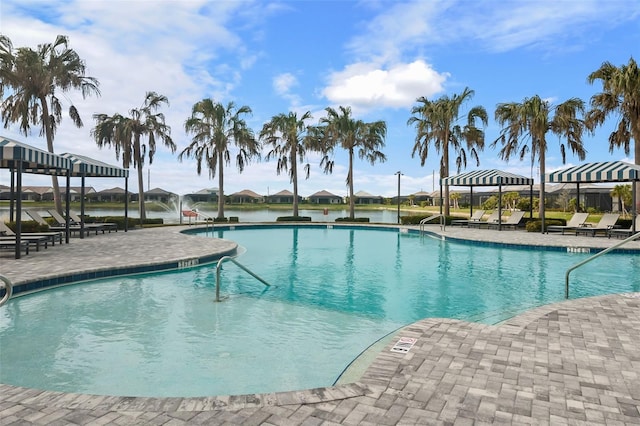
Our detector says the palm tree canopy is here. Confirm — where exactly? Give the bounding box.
[408,87,488,174]
[260,110,313,182]
[0,34,100,137]
[179,99,259,179]
[587,57,640,159]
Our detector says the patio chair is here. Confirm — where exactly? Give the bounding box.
[0,221,62,246]
[488,210,526,230]
[25,209,90,237]
[451,210,485,227]
[468,211,500,228]
[545,212,589,235]
[48,210,105,235]
[575,213,620,237]
[608,214,640,239]
[69,211,118,233]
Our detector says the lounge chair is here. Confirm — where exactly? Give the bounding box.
[0,221,63,246]
[69,211,118,233]
[468,211,500,228]
[608,214,640,239]
[0,238,29,255]
[26,210,90,237]
[48,210,105,235]
[546,212,589,235]
[451,210,486,227]
[488,210,526,230]
[575,213,620,237]
[0,222,49,251]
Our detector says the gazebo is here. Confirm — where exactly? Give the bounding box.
[1,137,71,258]
[441,169,534,230]
[546,161,640,233]
[59,152,130,236]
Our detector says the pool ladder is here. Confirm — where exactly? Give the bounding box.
[215,256,271,302]
[565,231,640,299]
[0,274,13,307]
[419,214,445,234]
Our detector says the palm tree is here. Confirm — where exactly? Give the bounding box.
[610,184,632,215]
[259,111,313,217]
[0,34,100,213]
[179,99,259,219]
[493,95,588,229]
[309,106,387,219]
[92,92,175,221]
[408,87,488,216]
[587,57,640,210]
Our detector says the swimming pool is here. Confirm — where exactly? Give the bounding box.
[1,225,638,397]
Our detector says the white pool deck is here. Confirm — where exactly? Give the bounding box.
[1,223,640,425]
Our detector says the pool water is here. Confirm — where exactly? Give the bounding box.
[1,226,639,397]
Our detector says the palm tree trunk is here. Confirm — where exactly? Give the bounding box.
[291,146,299,217]
[634,125,640,213]
[443,145,450,217]
[40,97,63,214]
[217,154,225,219]
[348,148,355,219]
[134,136,146,221]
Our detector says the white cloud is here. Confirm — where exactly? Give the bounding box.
[322,60,448,110]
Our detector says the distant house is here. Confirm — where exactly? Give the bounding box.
[354,190,383,205]
[144,187,177,203]
[1,185,49,201]
[229,189,264,204]
[91,187,132,203]
[40,186,96,202]
[267,189,301,204]
[308,190,343,204]
[184,188,218,203]
[410,191,432,205]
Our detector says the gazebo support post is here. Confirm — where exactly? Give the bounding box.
[80,174,86,239]
[125,175,129,232]
[469,187,474,217]
[633,181,637,233]
[10,168,15,222]
[529,183,533,219]
[498,182,503,231]
[15,160,22,259]
[65,173,71,244]
[576,183,581,212]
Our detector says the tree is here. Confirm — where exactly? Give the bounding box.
[0,34,100,213]
[260,111,313,217]
[92,92,175,221]
[309,106,387,219]
[610,184,632,215]
[408,87,488,216]
[492,95,588,229]
[587,57,640,211]
[449,192,460,209]
[179,99,259,219]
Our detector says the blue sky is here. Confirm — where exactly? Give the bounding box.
[1,0,639,197]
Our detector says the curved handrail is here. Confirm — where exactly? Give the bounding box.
[565,231,640,299]
[420,214,445,233]
[0,274,13,307]
[215,256,270,302]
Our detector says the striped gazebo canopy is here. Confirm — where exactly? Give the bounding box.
[546,161,640,183]
[442,169,534,186]
[60,152,129,178]
[0,136,71,174]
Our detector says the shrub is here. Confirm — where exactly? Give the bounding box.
[276,216,312,222]
[525,218,565,232]
[335,217,370,223]
[4,220,49,233]
[213,217,228,223]
[229,216,239,223]
[400,215,457,225]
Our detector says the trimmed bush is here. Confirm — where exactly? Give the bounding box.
[525,218,565,232]
[335,217,370,223]
[229,216,239,223]
[4,220,49,233]
[213,217,229,223]
[400,214,457,226]
[276,216,312,222]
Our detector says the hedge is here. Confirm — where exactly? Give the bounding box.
[400,214,457,226]
[525,218,565,232]
[276,216,312,222]
[335,217,370,223]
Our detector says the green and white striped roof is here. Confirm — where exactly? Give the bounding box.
[0,137,71,173]
[60,152,129,178]
[442,169,534,186]
[546,161,640,183]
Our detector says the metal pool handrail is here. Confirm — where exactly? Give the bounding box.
[565,231,640,299]
[420,214,445,234]
[0,274,13,307]
[215,256,271,302]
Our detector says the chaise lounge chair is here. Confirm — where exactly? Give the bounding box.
[451,210,486,227]
[488,210,526,230]
[48,210,106,235]
[545,212,589,235]
[575,213,620,237]
[69,211,118,233]
[0,221,62,247]
[26,210,90,237]
[608,214,640,239]
[468,211,500,229]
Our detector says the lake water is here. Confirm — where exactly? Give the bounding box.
[0,206,402,224]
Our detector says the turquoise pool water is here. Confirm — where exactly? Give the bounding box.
[1,226,639,397]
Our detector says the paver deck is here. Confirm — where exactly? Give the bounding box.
[1,223,639,425]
